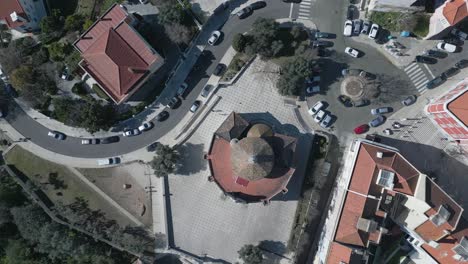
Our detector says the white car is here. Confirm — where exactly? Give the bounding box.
[436,42,457,53]
[177,82,188,97]
[308,101,324,115]
[369,24,379,39]
[138,121,154,132]
[122,128,141,137]
[48,131,66,140]
[97,157,121,166]
[345,47,360,58]
[343,20,353,37]
[320,114,332,128]
[208,30,221,45]
[314,110,326,123]
[306,85,320,94]
[81,138,100,145]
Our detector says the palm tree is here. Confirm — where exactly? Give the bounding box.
[150,144,179,177]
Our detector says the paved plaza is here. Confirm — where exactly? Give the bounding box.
[169,58,311,262]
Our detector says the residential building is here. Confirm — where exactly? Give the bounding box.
[205,112,298,204]
[325,139,467,264]
[0,0,47,32]
[427,0,468,39]
[73,4,164,104]
[426,78,468,146]
[368,0,424,12]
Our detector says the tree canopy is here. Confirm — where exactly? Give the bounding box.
[238,244,263,264]
[150,144,179,177]
[276,56,316,96]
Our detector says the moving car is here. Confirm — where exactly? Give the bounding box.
[122,128,141,137]
[345,47,360,58]
[343,20,353,37]
[236,6,252,19]
[314,110,326,123]
[201,85,212,97]
[436,42,457,53]
[101,136,119,144]
[426,76,445,89]
[368,24,379,39]
[361,20,370,35]
[48,131,66,140]
[371,107,392,115]
[167,96,180,109]
[208,30,221,45]
[249,1,266,10]
[81,138,100,145]
[354,124,370,134]
[97,157,121,166]
[156,111,169,121]
[401,95,417,106]
[190,100,201,113]
[315,31,331,39]
[455,59,468,69]
[415,55,436,64]
[320,114,332,128]
[337,95,353,107]
[138,121,154,132]
[308,101,324,115]
[369,115,385,127]
[213,63,226,76]
[353,19,362,35]
[177,82,189,97]
[441,67,460,79]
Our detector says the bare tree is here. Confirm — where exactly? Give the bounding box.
[164,23,192,44]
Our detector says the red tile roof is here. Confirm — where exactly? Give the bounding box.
[443,0,468,26]
[0,0,27,29]
[447,90,468,127]
[327,242,353,264]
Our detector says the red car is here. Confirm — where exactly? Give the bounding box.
[354,124,369,134]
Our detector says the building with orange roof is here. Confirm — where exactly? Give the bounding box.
[73,4,164,104]
[426,78,468,146]
[428,0,468,39]
[0,0,47,32]
[324,139,467,264]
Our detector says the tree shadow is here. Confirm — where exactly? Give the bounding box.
[259,240,288,263]
[176,142,207,176]
[315,57,349,95]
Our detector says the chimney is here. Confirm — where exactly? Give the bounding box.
[376,151,383,158]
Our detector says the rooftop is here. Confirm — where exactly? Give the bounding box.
[447,90,468,127]
[443,0,468,25]
[0,0,27,29]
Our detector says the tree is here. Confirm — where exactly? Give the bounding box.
[32,47,50,65]
[78,100,115,133]
[164,23,192,44]
[232,33,248,52]
[276,56,316,96]
[83,19,94,31]
[238,244,263,264]
[48,42,72,61]
[10,66,34,91]
[40,9,63,34]
[249,18,280,58]
[64,50,81,75]
[150,144,179,177]
[158,2,185,25]
[64,14,84,32]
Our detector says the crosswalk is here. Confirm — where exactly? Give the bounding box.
[403,62,431,94]
[297,0,312,20]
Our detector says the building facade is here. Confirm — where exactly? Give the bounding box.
[426,79,468,146]
[368,0,424,12]
[0,0,47,32]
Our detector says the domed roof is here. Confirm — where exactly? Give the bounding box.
[247,123,274,138]
[230,137,275,181]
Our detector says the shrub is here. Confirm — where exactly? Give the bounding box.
[92,84,110,100]
[232,33,247,52]
[72,82,87,95]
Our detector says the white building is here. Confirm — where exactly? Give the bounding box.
[368,0,425,12]
[0,0,47,33]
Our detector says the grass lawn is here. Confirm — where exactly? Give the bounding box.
[4,146,134,227]
[221,52,254,82]
[92,84,111,100]
[47,0,79,16]
[414,15,430,38]
[76,0,96,18]
[99,0,123,15]
[369,12,401,32]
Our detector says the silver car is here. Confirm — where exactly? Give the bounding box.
[369,115,385,127]
[371,107,392,115]
[81,138,100,145]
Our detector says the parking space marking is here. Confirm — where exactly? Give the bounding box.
[423,63,436,79]
[289,3,293,18]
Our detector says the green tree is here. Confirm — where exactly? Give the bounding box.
[78,100,115,133]
[48,42,72,61]
[232,33,248,52]
[158,2,185,25]
[82,19,94,31]
[238,244,263,264]
[150,144,179,177]
[276,56,315,96]
[249,18,280,58]
[10,66,34,91]
[64,14,84,32]
[32,47,49,65]
[40,9,63,34]
[64,50,82,75]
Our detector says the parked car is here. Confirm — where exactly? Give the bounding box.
[122,128,141,137]
[156,111,169,121]
[426,76,445,89]
[177,82,189,97]
[361,20,371,35]
[424,49,445,58]
[61,67,70,80]
[341,68,361,76]
[282,0,301,2]
[249,1,266,10]
[101,136,119,144]
[359,71,375,80]
[369,115,385,127]
[345,47,360,58]
[353,99,369,107]
[190,100,201,113]
[315,31,331,39]
[353,19,362,35]
[308,101,325,115]
[47,131,66,140]
[337,95,353,107]
[208,30,221,45]
[306,76,320,83]
[451,28,468,40]
[368,24,379,39]
[306,85,320,94]
[442,67,460,79]
[354,124,369,134]
[444,37,463,46]
[401,95,417,106]
[371,107,392,115]
[138,121,154,132]
[81,138,100,145]
[167,96,180,109]
[437,42,457,53]
[415,55,436,64]
[236,6,252,19]
[343,20,353,37]
[97,157,121,166]
[213,63,226,76]
[347,5,356,20]
[201,85,212,97]
[455,59,468,69]
[320,114,332,128]
[146,142,160,152]
[314,110,326,123]
[312,40,332,48]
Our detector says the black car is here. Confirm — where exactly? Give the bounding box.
[101,136,119,144]
[444,37,463,46]
[353,99,369,107]
[347,5,356,20]
[167,96,180,109]
[424,49,445,59]
[146,142,160,152]
[442,67,460,79]
[455,59,468,69]
[156,110,169,121]
[282,0,301,2]
[426,76,445,89]
[249,1,266,10]
[337,95,353,107]
[415,55,436,64]
[213,63,226,76]
[236,6,252,19]
[312,40,332,48]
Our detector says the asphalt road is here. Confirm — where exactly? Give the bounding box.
[5,1,292,158]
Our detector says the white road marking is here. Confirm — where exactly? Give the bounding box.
[423,63,436,78]
[404,63,418,72]
[289,3,293,18]
[408,69,424,79]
